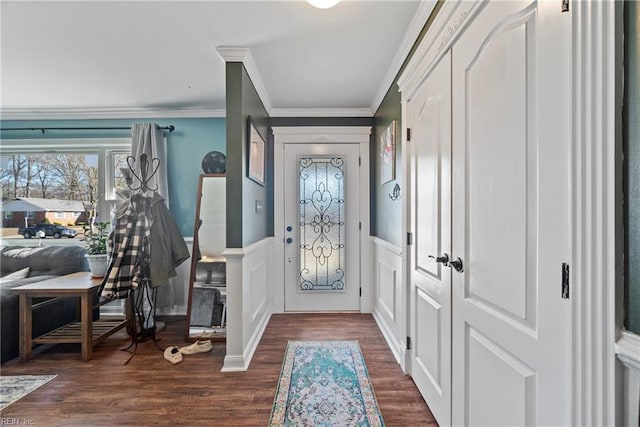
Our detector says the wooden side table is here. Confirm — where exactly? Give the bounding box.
[11,272,128,361]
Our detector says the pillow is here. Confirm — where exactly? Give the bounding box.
[0,266,30,283]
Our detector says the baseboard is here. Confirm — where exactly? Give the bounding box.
[221,310,272,372]
[373,309,405,368]
[221,355,247,372]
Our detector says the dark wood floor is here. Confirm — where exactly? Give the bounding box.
[0,313,437,426]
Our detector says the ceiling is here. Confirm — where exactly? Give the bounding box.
[0,1,433,118]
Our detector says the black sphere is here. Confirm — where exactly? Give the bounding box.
[202,151,226,174]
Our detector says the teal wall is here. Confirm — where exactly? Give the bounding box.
[372,85,403,247]
[225,63,271,248]
[625,1,640,334]
[0,117,225,237]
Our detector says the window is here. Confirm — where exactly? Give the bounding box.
[4,211,12,219]
[0,138,130,229]
[55,212,64,219]
[26,211,34,219]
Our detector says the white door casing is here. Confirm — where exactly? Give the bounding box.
[451,1,571,426]
[283,143,361,311]
[407,50,452,426]
[272,127,371,314]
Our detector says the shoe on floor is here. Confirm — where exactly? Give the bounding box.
[179,340,212,355]
[164,346,183,364]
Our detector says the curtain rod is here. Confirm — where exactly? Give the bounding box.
[0,125,175,134]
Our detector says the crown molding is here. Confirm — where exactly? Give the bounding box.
[0,107,226,121]
[370,0,438,114]
[216,45,274,115]
[270,107,372,117]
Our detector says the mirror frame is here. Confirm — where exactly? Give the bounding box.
[185,173,225,341]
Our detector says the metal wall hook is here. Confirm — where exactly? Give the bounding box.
[388,183,401,201]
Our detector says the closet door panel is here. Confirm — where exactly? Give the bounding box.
[466,15,536,324]
[451,1,570,425]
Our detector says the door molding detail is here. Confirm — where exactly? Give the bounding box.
[272,126,372,313]
[571,2,620,425]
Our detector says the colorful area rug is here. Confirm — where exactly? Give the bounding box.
[0,375,57,410]
[270,341,384,426]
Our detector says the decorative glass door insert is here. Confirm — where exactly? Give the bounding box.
[298,156,345,292]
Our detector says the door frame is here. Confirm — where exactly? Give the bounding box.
[272,126,372,314]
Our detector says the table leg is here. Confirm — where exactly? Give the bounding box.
[80,292,93,361]
[18,294,32,361]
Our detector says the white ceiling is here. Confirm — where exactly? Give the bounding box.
[0,0,432,118]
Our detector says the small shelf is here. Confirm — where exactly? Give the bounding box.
[33,319,128,346]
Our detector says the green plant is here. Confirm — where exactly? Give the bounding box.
[83,222,110,255]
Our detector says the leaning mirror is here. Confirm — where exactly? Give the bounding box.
[185,173,226,341]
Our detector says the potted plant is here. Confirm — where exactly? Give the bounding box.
[83,222,110,278]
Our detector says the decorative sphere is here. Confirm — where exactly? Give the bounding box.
[201,151,226,174]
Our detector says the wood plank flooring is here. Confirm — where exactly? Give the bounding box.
[0,313,438,426]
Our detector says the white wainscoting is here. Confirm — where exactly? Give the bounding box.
[616,331,640,426]
[371,236,406,369]
[222,237,274,372]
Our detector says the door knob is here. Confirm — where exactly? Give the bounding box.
[286,237,293,244]
[428,253,449,265]
[449,257,464,272]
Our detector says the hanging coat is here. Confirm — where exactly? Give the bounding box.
[100,193,188,299]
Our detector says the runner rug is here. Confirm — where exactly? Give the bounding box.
[269,340,384,426]
[0,375,57,410]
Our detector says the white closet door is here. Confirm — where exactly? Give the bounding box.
[451,1,571,425]
[407,50,452,426]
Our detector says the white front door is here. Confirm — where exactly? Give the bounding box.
[451,1,570,425]
[283,143,361,312]
[407,51,452,426]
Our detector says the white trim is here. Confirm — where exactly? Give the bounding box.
[616,332,640,427]
[616,331,640,372]
[373,310,406,367]
[272,126,372,144]
[0,108,225,120]
[571,1,618,425]
[359,142,372,313]
[371,236,402,256]
[270,108,372,117]
[221,237,274,372]
[371,0,438,113]
[397,0,487,101]
[0,138,130,152]
[272,126,371,314]
[371,235,406,370]
[216,46,273,115]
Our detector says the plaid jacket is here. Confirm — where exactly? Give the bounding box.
[101,195,152,300]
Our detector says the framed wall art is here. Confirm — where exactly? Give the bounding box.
[380,120,396,185]
[247,116,266,186]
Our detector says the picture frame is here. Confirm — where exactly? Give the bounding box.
[380,120,396,184]
[247,116,266,186]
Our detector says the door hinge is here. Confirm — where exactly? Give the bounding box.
[407,231,413,246]
[407,128,411,141]
[359,156,361,166]
[561,0,569,12]
[406,336,411,350]
[359,221,362,230]
[561,263,570,299]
